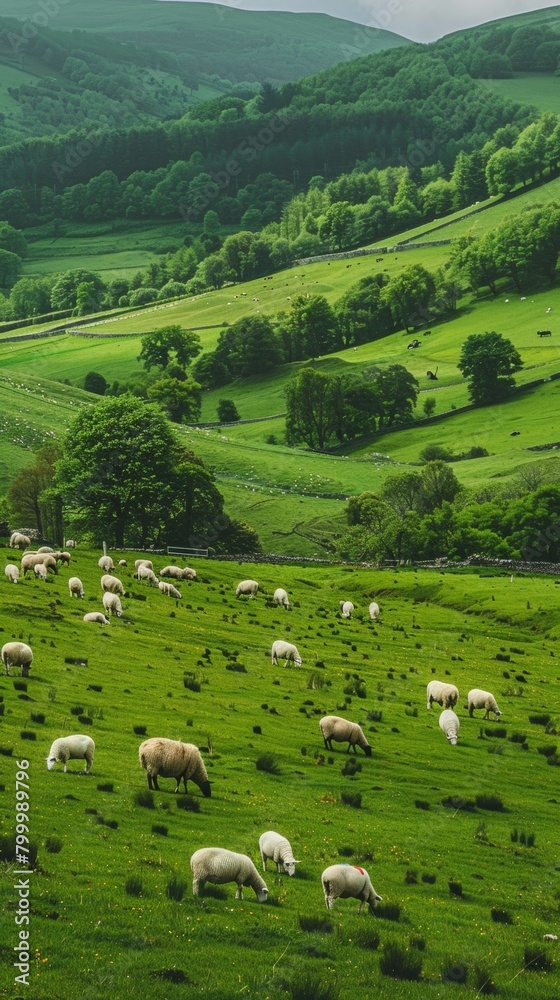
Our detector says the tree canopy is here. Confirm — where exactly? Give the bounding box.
[458,332,523,405]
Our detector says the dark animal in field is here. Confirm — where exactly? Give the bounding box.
[423,330,432,336]
[426,367,438,380]
[510,430,521,436]
[408,339,420,349]
[537,330,552,337]
[376,257,384,262]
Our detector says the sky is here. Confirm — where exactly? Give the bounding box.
[164,0,560,42]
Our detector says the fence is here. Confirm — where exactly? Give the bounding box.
[167,546,209,558]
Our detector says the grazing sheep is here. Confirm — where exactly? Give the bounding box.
[158,581,182,599]
[98,555,114,572]
[190,848,268,902]
[118,559,127,567]
[65,539,77,548]
[100,574,125,595]
[271,639,302,667]
[68,576,84,599]
[322,864,382,914]
[2,641,33,677]
[37,546,53,553]
[236,579,259,598]
[34,562,47,581]
[340,600,354,618]
[41,554,57,574]
[427,680,459,710]
[46,734,95,772]
[368,601,380,620]
[21,553,45,576]
[54,551,71,566]
[259,831,300,875]
[83,612,110,625]
[139,738,210,795]
[4,564,19,584]
[102,592,122,618]
[9,532,31,550]
[439,709,460,745]
[134,558,153,573]
[160,565,197,581]
[182,566,197,580]
[273,588,290,609]
[467,689,501,720]
[137,565,158,586]
[320,716,371,756]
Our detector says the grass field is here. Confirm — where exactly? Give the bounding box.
[478,72,560,114]
[1,551,559,999]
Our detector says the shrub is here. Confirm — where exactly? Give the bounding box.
[379,941,422,980]
[152,824,168,836]
[352,927,380,950]
[183,675,201,692]
[298,915,333,934]
[375,902,401,921]
[475,793,505,811]
[420,444,454,463]
[176,796,200,813]
[125,876,143,897]
[134,790,155,809]
[44,836,63,854]
[524,945,552,971]
[166,877,187,902]
[341,791,362,809]
[491,907,512,924]
[256,753,280,774]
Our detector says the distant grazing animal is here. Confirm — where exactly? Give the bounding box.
[37,546,53,553]
[510,430,521,436]
[68,577,84,599]
[83,612,110,625]
[271,639,302,667]
[100,574,125,595]
[5,564,19,584]
[408,339,420,349]
[137,565,158,586]
[158,581,182,599]
[139,738,210,795]
[467,688,501,720]
[190,848,268,902]
[537,330,552,337]
[259,831,300,875]
[34,563,47,581]
[236,579,259,598]
[102,592,122,617]
[118,559,127,567]
[340,600,354,618]
[320,716,371,756]
[134,559,153,574]
[439,709,460,745]
[427,680,459,710]
[98,555,114,572]
[160,565,196,581]
[322,864,382,914]
[426,367,438,380]
[47,734,95,772]
[2,641,33,677]
[9,532,31,550]
[273,587,290,609]
[65,540,77,548]
[368,601,380,620]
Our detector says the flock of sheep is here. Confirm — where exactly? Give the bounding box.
[3,532,501,913]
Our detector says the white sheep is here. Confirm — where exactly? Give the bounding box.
[83,612,110,625]
[100,574,125,595]
[158,581,182,599]
[9,531,31,549]
[137,565,158,586]
[134,558,153,573]
[139,738,210,795]
[118,559,127,567]
[65,539,77,548]
[34,562,47,581]
[4,564,19,584]
[54,551,71,566]
[427,680,459,710]
[98,555,114,572]
[467,689,501,720]
[259,831,300,875]
[160,565,197,581]
[21,553,45,576]
[2,641,33,677]
[320,715,371,756]
[68,576,84,599]
[273,587,290,609]
[46,734,95,772]
[41,554,58,574]
[37,546,54,553]
[369,601,380,620]
[102,592,122,617]
[182,566,197,580]
[340,600,354,618]
[236,579,259,598]
[322,864,382,914]
[190,848,268,902]
[439,709,460,745]
[271,639,302,667]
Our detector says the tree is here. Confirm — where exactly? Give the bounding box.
[423,397,436,417]
[383,264,435,332]
[217,315,281,378]
[458,332,523,405]
[366,364,419,427]
[75,280,102,316]
[0,249,21,292]
[138,325,202,370]
[335,274,391,347]
[8,444,61,541]
[279,294,339,361]
[217,399,240,422]
[0,222,27,257]
[9,277,52,319]
[147,369,202,423]
[50,269,105,311]
[83,371,107,395]
[285,368,339,449]
[420,461,461,512]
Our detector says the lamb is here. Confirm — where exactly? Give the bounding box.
[322,864,382,914]
[65,539,77,548]
[320,715,372,756]
[98,555,114,572]
[369,601,380,620]
[273,588,290,609]
[5,564,19,584]
[236,579,259,598]
[2,641,33,677]
[259,831,300,875]
[138,738,210,796]
[34,562,48,581]
[340,600,354,618]
[9,531,31,549]
[118,559,127,567]
[182,567,197,580]
[21,553,46,576]
[102,592,122,617]
[134,558,153,573]
[54,551,71,566]
[100,574,125,595]
[271,639,302,667]
[190,848,268,902]
[46,734,95,772]
[427,680,459,710]
[158,581,182,599]
[467,688,501,720]
[83,612,110,625]
[137,565,158,586]
[439,709,460,745]
[68,576,84,599]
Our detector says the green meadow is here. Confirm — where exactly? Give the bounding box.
[478,72,560,114]
[1,550,559,999]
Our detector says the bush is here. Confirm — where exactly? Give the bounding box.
[256,753,280,774]
[420,444,454,463]
[183,675,201,692]
[475,793,505,811]
[491,907,512,924]
[217,399,240,422]
[285,970,337,1000]
[379,941,422,980]
[134,790,155,809]
[44,836,63,854]
[166,877,187,902]
[125,876,143,897]
[298,915,333,934]
[341,791,362,809]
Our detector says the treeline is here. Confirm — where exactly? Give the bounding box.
[432,16,560,78]
[339,465,560,564]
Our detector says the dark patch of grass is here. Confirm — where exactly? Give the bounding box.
[375,902,401,921]
[176,795,200,812]
[448,880,463,897]
[538,744,557,757]
[125,876,143,897]
[30,712,45,724]
[495,653,510,662]
[150,969,192,985]
[475,793,505,811]
[414,800,430,810]
[509,732,526,743]
[298,915,333,934]
[442,796,476,812]
[78,714,93,726]
[367,710,382,722]
[133,725,147,736]
[473,966,497,994]
[484,727,507,738]
[421,873,436,884]
[183,674,201,692]
[524,945,552,971]
[442,960,468,984]
[97,782,114,792]
[491,907,512,924]
[151,824,168,836]
[256,753,280,774]
[337,845,354,857]
[341,758,362,776]
[13,681,27,691]
[529,713,551,726]
[166,877,187,902]
[44,836,63,854]
[252,725,262,735]
[105,820,118,830]
[226,662,247,672]
[70,706,83,716]
[0,835,38,865]
[352,927,380,950]
[341,791,362,808]
[65,657,88,666]
[404,870,418,885]
[134,790,155,809]
[87,684,102,692]
[379,941,422,980]
[20,730,36,740]
[0,747,14,756]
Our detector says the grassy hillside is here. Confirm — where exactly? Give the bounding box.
[478,72,560,114]
[1,551,560,999]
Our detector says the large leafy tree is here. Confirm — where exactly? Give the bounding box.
[147,368,202,423]
[382,263,435,332]
[366,364,419,427]
[285,368,339,449]
[279,294,340,362]
[138,325,202,370]
[458,332,523,405]
[216,315,281,378]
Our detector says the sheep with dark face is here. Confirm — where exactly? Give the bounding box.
[427,680,459,710]
[2,642,33,677]
[320,716,371,756]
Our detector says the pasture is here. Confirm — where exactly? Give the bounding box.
[478,73,560,114]
[0,549,559,999]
